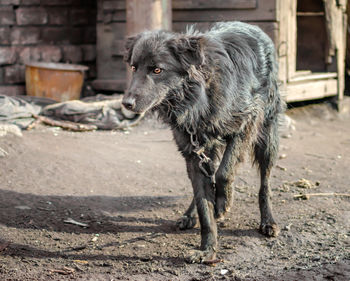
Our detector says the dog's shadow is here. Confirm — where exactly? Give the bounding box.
[0,189,262,262]
[0,189,181,235]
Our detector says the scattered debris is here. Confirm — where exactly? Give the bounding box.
[276,165,287,171]
[15,205,31,210]
[288,178,320,189]
[30,115,97,132]
[48,267,75,275]
[0,241,10,252]
[283,224,292,231]
[203,259,223,266]
[221,269,229,275]
[294,193,350,200]
[73,260,89,265]
[71,245,87,251]
[0,124,23,137]
[305,153,327,159]
[279,153,287,159]
[63,218,89,227]
[73,263,85,272]
[0,147,8,158]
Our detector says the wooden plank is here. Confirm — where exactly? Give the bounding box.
[285,79,337,102]
[111,39,125,56]
[100,0,258,12]
[172,22,212,33]
[172,0,257,10]
[103,0,125,11]
[173,21,277,42]
[111,10,126,22]
[126,0,172,34]
[337,12,347,101]
[286,0,296,81]
[275,0,288,85]
[297,12,324,16]
[323,0,347,102]
[289,72,337,82]
[96,23,126,81]
[173,0,276,22]
[92,79,126,92]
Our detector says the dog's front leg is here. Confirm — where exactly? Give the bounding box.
[185,157,218,264]
[215,135,244,219]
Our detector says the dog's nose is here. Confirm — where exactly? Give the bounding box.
[122,97,136,111]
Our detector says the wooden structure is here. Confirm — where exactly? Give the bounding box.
[94,0,348,104]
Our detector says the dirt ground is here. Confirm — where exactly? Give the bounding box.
[0,100,349,281]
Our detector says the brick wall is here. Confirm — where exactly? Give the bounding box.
[0,0,96,96]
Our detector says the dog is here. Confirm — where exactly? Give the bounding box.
[122,22,285,263]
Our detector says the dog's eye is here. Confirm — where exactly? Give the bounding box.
[153,67,162,74]
[131,65,136,72]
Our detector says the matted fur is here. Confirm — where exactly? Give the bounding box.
[123,22,285,263]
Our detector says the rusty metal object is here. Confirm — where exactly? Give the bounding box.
[25,62,89,102]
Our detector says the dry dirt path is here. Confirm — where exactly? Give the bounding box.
[0,103,349,280]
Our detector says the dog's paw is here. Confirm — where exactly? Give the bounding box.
[185,248,218,264]
[260,222,280,237]
[214,196,230,221]
[176,215,197,230]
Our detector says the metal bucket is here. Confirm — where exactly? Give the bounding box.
[25,62,89,102]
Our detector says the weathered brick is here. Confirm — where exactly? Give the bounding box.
[62,46,82,63]
[41,0,72,6]
[0,0,20,5]
[16,8,48,25]
[18,47,40,64]
[69,27,84,44]
[84,27,96,44]
[0,85,25,96]
[20,0,40,5]
[48,8,69,25]
[81,44,96,61]
[85,62,96,79]
[0,7,15,25]
[0,47,17,65]
[41,27,70,44]
[4,64,25,84]
[0,67,4,84]
[40,46,62,62]
[71,9,89,26]
[11,27,40,45]
[0,28,11,45]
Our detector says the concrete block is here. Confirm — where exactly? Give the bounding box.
[0,47,17,65]
[11,27,40,45]
[16,8,48,25]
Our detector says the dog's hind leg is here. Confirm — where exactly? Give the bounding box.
[254,121,280,237]
[176,198,197,230]
[185,157,218,263]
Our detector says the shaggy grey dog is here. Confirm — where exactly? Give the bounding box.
[122,22,285,263]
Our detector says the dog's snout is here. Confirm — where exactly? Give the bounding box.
[122,97,136,111]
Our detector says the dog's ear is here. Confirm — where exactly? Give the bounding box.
[168,36,205,68]
[124,34,141,64]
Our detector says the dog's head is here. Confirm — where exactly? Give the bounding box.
[122,30,205,114]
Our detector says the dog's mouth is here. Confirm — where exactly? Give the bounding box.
[122,98,165,115]
[121,105,144,115]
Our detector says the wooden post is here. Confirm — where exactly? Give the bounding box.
[125,0,172,88]
[324,0,347,109]
[126,0,172,35]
